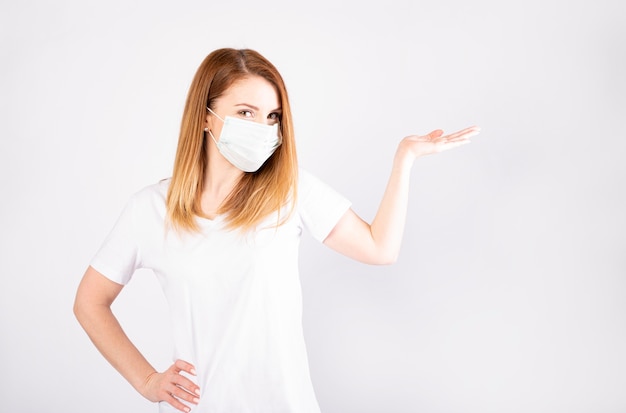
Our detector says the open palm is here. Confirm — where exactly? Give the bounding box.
[400,126,481,159]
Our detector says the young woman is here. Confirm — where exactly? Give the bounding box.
[74,48,480,413]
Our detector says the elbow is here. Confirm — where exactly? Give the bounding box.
[379,255,399,266]
[387,253,399,265]
[73,267,120,330]
[73,295,86,325]
[370,250,399,266]
[73,293,95,328]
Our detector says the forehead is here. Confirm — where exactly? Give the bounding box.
[218,75,280,109]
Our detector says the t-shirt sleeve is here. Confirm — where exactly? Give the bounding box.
[90,196,142,285]
[298,169,352,242]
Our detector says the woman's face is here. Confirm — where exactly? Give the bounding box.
[205,75,281,140]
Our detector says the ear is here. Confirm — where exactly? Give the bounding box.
[204,111,213,131]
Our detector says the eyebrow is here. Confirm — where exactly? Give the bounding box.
[235,103,282,112]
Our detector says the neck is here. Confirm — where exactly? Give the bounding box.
[200,144,244,217]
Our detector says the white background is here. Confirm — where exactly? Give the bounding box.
[1,0,625,412]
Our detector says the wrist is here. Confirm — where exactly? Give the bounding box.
[393,145,416,171]
[137,369,159,400]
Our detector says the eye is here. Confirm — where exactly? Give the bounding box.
[239,110,254,118]
[268,112,281,123]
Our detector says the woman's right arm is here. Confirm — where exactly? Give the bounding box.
[73,266,200,412]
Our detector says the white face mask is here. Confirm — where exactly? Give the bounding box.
[207,107,282,172]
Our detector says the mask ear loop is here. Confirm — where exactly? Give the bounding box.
[206,107,225,122]
[206,106,223,145]
[275,124,283,146]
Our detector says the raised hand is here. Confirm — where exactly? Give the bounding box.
[142,359,201,412]
[397,126,481,162]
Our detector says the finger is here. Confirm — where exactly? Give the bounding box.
[428,129,444,140]
[410,132,443,142]
[164,392,193,413]
[170,384,201,406]
[174,359,197,376]
[445,135,472,144]
[444,126,481,141]
[440,140,471,150]
[171,373,201,397]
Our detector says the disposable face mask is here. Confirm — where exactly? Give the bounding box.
[207,107,282,172]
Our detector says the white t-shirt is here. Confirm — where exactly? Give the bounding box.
[90,169,351,413]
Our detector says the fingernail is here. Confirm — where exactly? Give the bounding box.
[195,388,201,396]
[190,368,197,375]
[184,408,190,412]
[193,397,200,404]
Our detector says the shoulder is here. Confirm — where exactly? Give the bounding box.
[129,178,170,205]
[297,167,328,193]
[294,168,351,241]
[122,178,170,220]
[296,167,350,210]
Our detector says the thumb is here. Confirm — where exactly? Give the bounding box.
[428,129,444,139]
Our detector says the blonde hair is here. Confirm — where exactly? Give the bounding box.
[166,48,298,232]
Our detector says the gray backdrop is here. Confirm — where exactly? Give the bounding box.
[1,0,625,412]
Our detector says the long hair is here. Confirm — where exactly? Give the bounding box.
[166,48,298,232]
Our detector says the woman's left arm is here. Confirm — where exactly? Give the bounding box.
[323,126,480,265]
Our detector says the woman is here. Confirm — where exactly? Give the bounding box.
[74,48,480,412]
